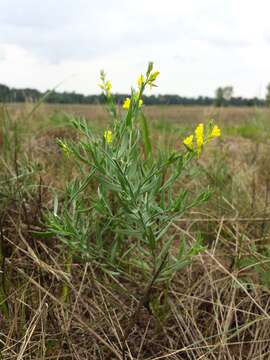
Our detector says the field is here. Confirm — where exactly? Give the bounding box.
[1,102,270,359]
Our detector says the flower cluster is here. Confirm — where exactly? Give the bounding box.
[183,123,221,157]
[104,130,113,144]
[122,63,160,110]
[99,70,112,97]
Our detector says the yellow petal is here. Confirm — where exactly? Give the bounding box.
[149,71,160,82]
[104,130,113,144]
[106,80,112,95]
[137,74,145,89]
[195,123,204,157]
[123,98,130,109]
[209,125,221,139]
[183,134,194,150]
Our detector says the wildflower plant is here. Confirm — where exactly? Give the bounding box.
[46,62,221,287]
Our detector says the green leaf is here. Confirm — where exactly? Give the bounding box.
[140,112,153,161]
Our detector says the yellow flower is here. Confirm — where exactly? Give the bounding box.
[139,99,143,107]
[148,70,160,90]
[149,71,160,82]
[58,140,71,156]
[106,80,112,96]
[137,74,145,89]
[183,134,194,151]
[208,125,221,140]
[104,130,113,144]
[123,97,131,109]
[99,80,112,96]
[195,123,204,156]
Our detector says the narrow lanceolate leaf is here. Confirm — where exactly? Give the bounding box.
[140,112,153,162]
[53,195,59,216]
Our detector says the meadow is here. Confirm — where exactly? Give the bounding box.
[1,96,270,359]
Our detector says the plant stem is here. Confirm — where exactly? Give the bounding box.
[121,252,168,359]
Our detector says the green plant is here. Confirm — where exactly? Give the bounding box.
[45,63,221,287]
[0,106,42,320]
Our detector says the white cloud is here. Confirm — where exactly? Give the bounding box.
[0,0,270,97]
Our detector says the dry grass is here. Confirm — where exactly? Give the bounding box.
[1,104,270,359]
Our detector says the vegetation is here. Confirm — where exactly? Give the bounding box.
[46,65,221,322]
[1,65,270,359]
[214,86,234,107]
[0,82,266,107]
[266,83,270,107]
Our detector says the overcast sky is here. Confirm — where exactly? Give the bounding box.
[0,0,270,97]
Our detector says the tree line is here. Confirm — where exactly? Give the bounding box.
[0,83,269,107]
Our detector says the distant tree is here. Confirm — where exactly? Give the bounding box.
[266,83,270,107]
[0,82,266,106]
[214,86,233,107]
[0,84,11,102]
[215,87,223,107]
